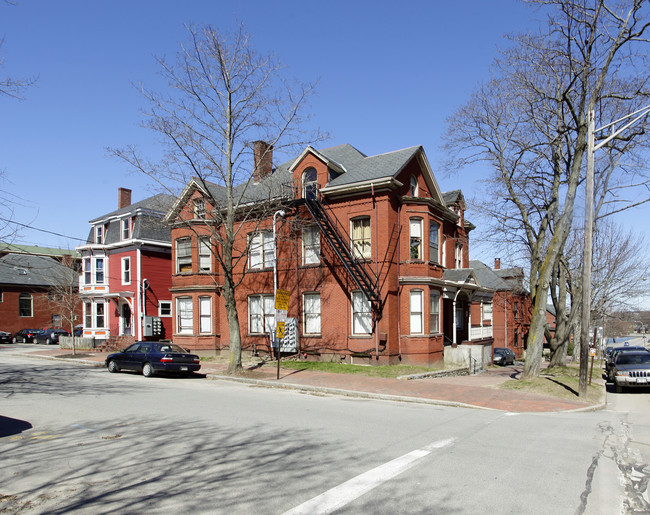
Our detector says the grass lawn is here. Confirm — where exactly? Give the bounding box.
[279,360,443,379]
[500,364,606,403]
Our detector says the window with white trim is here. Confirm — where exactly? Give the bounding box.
[249,294,274,334]
[177,297,193,334]
[409,218,423,260]
[429,221,439,264]
[303,292,321,335]
[351,217,371,260]
[455,243,463,269]
[159,301,172,317]
[84,257,91,284]
[95,258,104,284]
[302,226,320,265]
[122,218,131,240]
[18,292,32,317]
[430,290,440,334]
[410,290,424,334]
[194,198,206,219]
[302,168,318,200]
[176,238,192,273]
[84,302,92,328]
[121,257,131,284]
[95,225,104,244]
[96,302,105,328]
[483,302,493,323]
[351,291,372,335]
[249,231,274,270]
[199,296,212,333]
[442,236,447,267]
[199,237,211,272]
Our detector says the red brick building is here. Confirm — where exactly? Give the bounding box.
[76,188,175,345]
[165,143,497,366]
[470,259,532,359]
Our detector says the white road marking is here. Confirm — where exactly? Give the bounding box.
[283,438,456,515]
[71,424,96,432]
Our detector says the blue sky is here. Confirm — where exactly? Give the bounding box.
[1,0,648,299]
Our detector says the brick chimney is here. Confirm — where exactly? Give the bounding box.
[494,258,501,270]
[118,187,132,209]
[253,141,273,183]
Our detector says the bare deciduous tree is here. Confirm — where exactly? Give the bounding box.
[111,24,322,374]
[444,0,650,380]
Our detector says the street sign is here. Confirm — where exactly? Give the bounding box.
[275,321,285,339]
[589,348,596,357]
[275,289,290,311]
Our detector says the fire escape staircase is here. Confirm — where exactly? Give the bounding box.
[303,198,383,318]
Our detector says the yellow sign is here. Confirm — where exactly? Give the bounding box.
[275,289,290,311]
[276,321,285,339]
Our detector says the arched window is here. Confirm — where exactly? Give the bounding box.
[302,168,318,200]
[19,292,32,317]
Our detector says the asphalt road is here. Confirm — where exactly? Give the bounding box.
[1,352,649,514]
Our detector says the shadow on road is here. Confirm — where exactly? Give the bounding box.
[0,415,32,437]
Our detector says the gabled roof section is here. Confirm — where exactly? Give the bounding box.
[0,253,77,287]
[163,178,226,223]
[468,260,511,290]
[443,268,479,285]
[443,190,466,209]
[288,145,349,175]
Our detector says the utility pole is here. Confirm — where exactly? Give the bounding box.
[579,104,650,398]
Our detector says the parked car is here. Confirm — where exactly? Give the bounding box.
[12,329,44,343]
[493,347,516,366]
[0,331,12,344]
[33,328,70,345]
[105,341,201,377]
[611,351,650,393]
[605,345,648,381]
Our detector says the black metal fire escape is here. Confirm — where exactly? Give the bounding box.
[303,198,383,318]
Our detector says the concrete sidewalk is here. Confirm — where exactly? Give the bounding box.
[4,346,606,413]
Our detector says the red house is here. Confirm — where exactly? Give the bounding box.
[165,143,497,366]
[76,188,175,346]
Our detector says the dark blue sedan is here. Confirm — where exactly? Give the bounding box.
[105,341,201,377]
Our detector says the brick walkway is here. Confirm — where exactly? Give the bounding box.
[5,346,605,413]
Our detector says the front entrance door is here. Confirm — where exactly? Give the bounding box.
[121,302,132,336]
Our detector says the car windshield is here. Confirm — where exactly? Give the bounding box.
[617,353,650,365]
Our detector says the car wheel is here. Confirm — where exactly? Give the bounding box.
[12,337,17,343]
[615,383,623,393]
[46,338,52,345]
[107,360,119,373]
[22,337,27,343]
[142,362,154,377]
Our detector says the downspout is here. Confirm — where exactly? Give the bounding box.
[141,278,149,340]
[504,294,508,348]
[397,201,402,359]
[136,246,142,340]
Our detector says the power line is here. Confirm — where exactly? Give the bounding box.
[0,217,87,242]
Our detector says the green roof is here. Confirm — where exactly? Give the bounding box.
[0,243,80,258]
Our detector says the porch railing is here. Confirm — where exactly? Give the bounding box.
[470,325,493,340]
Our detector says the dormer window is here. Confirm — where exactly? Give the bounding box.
[194,198,206,219]
[410,176,419,197]
[302,168,318,200]
[122,218,131,240]
[95,226,104,244]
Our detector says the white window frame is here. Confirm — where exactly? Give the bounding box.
[429,221,439,264]
[177,297,193,334]
[84,302,92,328]
[455,243,463,269]
[176,238,192,273]
[442,236,447,267]
[84,257,91,284]
[249,231,274,270]
[96,301,106,328]
[410,290,424,334]
[249,294,275,334]
[122,218,131,240]
[484,302,493,323]
[351,291,372,335]
[95,258,105,284]
[199,296,212,334]
[303,292,321,335]
[194,198,206,219]
[302,225,320,265]
[159,301,172,317]
[199,237,212,272]
[409,218,423,260]
[121,257,131,285]
[95,225,104,244]
[430,290,440,334]
[351,217,371,260]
